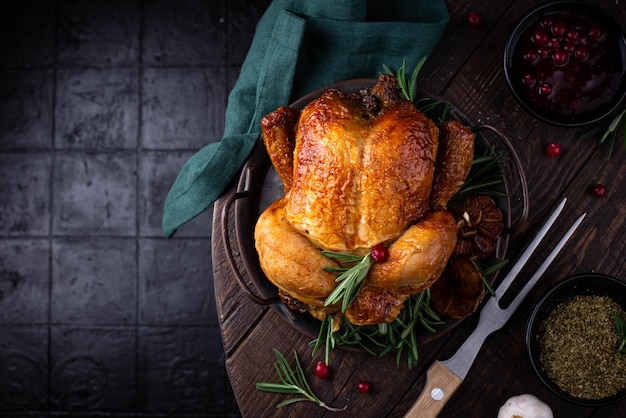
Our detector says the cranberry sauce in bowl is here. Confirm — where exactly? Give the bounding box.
[504,1,626,126]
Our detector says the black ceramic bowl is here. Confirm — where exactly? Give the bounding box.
[504,1,626,126]
[526,273,626,406]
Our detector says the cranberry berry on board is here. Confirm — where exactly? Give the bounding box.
[467,11,482,29]
[315,361,330,379]
[591,183,606,197]
[545,142,561,157]
[357,380,371,394]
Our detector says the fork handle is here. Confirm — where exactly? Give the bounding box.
[404,361,463,418]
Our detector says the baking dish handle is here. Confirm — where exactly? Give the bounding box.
[220,166,281,306]
[474,123,530,241]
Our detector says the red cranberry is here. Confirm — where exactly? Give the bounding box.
[589,26,604,39]
[552,49,569,66]
[592,183,606,197]
[578,35,589,46]
[357,380,371,394]
[574,46,589,60]
[538,82,553,96]
[546,37,560,50]
[467,11,482,29]
[545,142,561,157]
[315,361,330,379]
[537,46,551,57]
[371,243,389,263]
[563,41,576,53]
[541,16,555,28]
[532,28,549,45]
[551,21,568,38]
[524,49,538,62]
[522,74,535,87]
[566,29,579,42]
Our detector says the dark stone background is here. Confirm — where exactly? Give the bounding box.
[0,1,271,416]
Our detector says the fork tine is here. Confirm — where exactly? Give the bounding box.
[494,197,567,300]
[503,212,586,314]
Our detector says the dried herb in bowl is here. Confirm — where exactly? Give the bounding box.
[538,294,626,400]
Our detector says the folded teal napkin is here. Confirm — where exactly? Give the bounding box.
[162,0,449,237]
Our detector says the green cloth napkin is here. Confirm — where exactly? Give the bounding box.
[162,0,449,237]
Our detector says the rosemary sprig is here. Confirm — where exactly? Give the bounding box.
[383,57,451,121]
[382,56,427,104]
[322,251,374,312]
[389,289,444,368]
[580,105,626,160]
[311,289,443,369]
[256,349,346,411]
[310,314,339,366]
[613,312,626,355]
[457,145,507,198]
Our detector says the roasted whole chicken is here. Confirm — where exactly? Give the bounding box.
[254,74,474,326]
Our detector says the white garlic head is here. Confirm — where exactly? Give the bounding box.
[497,394,553,418]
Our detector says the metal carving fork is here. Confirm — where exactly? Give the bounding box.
[404,197,586,417]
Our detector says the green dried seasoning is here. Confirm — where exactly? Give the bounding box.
[538,295,626,400]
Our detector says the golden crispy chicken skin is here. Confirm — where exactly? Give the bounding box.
[367,210,458,291]
[254,198,340,308]
[255,74,474,326]
[345,210,457,325]
[260,106,299,193]
[286,88,438,251]
[431,120,475,209]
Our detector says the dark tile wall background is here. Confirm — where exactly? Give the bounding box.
[0,0,271,416]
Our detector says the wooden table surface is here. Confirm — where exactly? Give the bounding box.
[212,1,626,416]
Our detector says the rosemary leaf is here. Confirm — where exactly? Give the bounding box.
[324,316,334,364]
[409,328,419,368]
[311,315,327,362]
[418,316,438,333]
[607,109,624,132]
[438,102,452,123]
[378,345,393,357]
[461,180,506,193]
[395,344,404,365]
[322,266,349,273]
[471,258,509,297]
[613,312,626,355]
[256,382,300,394]
[580,105,626,159]
[383,56,428,106]
[579,123,606,140]
[453,146,506,199]
[409,56,426,101]
[320,250,364,262]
